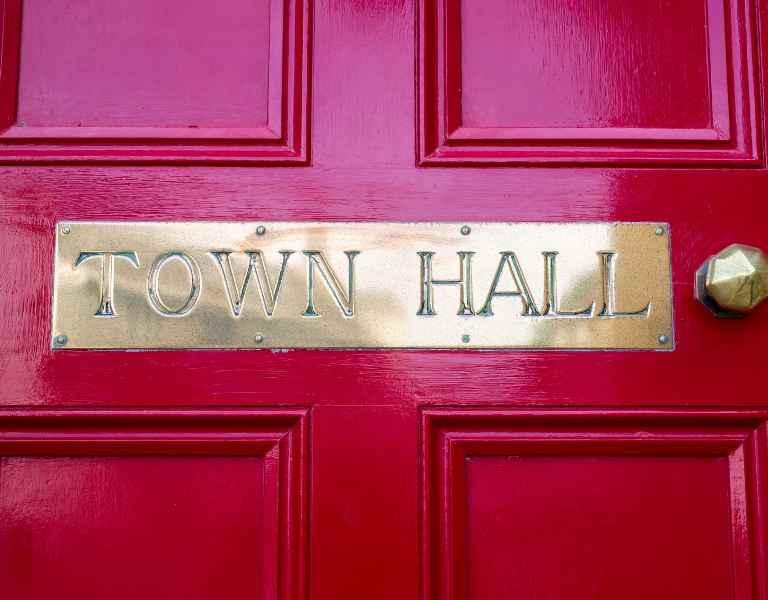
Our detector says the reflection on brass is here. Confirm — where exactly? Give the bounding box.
[52,222,673,349]
[698,244,768,315]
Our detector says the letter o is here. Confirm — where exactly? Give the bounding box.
[147,252,201,316]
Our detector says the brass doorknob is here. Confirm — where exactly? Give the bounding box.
[696,244,768,317]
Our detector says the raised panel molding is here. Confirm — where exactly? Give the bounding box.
[0,0,310,164]
[418,0,762,166]
[0,409,309,600]
[421,409,768,600]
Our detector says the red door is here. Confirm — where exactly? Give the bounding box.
[1,0,767,599]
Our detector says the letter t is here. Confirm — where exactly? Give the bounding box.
[74,252,139,317]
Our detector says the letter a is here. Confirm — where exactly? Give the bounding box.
[478,252,540,316]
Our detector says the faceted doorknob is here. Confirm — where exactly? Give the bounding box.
[696,244,768,317]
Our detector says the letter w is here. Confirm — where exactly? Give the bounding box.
[211,251,293,317]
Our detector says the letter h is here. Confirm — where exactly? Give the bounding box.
[417,252,475,316]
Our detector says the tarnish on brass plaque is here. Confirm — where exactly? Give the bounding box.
[52,222,673,350]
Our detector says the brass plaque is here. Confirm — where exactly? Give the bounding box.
[52,222,673,350]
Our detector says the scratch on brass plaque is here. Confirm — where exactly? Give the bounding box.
[51,222,673,349]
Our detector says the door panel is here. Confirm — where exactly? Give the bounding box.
[18,0,273,129]
[466,456,734,600]
[1,456,265,600]
[0,0,309,162]
[0,410,308,600]
[0,0,768,598]
[419,0,761,163]
[422,410,768,600]
[460,0,713,130]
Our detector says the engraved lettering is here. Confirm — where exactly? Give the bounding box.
[74,251,139,317]
[211,251,293,317]
[477,252,540,316]
[147,252,201,316]
[303,251,359,317]
[541,252,594,318]
[416,252,475,316]
[597,252,650,317]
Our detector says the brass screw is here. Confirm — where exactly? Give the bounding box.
[658,334,668,345]
[460,226,471,236]
[61,225,71,234]
[256,226,266,236]
[54,335,68,346]
[254,333,264,344]
[654,227,664,236]
[462,335,470,343]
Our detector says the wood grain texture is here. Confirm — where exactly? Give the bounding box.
[0,0,20,133]
[419,0,762,164]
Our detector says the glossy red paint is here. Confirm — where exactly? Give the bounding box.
[0,0,310,162]
[422,410,768,600]
[0,410,309,600]
[419,0,761,164]
[0,0,768,598]
[3,456,266,598]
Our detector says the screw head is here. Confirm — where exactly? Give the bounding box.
[54,334,68,346]
[460,226,471,236]
[61,225,71,235]
[256,226,266,236]
[461,335,470,343]
[658,334,668,345]
[254,333,264,344]
[654,226,664,236]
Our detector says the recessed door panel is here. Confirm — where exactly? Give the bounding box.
[422,409,768,600]
[461,0,712,130]
[419,0,760,164]
[18,0,272,129]
[0,456,264,600]
[467,456,733,600]
[0,410,308,600]
[0,0,310,162]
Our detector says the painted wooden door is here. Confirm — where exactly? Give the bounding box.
[1,0,767,599]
